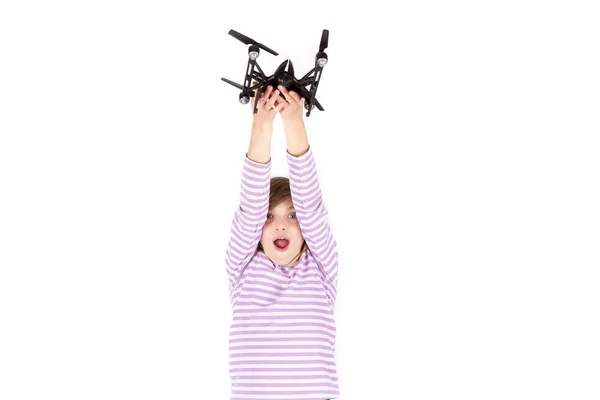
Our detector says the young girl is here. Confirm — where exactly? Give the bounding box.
[225,84,340,400]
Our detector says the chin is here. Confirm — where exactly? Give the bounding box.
[269,246,301,262]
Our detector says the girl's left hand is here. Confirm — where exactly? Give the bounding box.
[275,85,304,123]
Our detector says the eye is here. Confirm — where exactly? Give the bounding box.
[266,213,296,219]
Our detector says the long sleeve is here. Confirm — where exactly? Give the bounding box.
[286,146,339,307]
[225,153,271,295]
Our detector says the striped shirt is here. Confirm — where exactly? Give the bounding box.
[225,146,340,400]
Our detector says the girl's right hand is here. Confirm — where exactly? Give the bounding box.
[251,82,285,125]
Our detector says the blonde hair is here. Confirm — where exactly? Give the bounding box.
[257,176,308,258]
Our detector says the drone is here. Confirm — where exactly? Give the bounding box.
[221,29,329,117]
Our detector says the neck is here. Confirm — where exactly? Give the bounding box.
[284,250,303,267]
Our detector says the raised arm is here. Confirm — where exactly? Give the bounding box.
[225,85,283,295]
[276,84,339,306]
[224,150,270,294]
[287,143,339,302]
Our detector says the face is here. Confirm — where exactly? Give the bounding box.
[260,197,305,267]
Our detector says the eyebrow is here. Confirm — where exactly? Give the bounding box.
[268,207,296,212]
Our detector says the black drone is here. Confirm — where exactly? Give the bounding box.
[221,29,329,117]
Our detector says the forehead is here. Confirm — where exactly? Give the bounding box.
[270,198,295,211]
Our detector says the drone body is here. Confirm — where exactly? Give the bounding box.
[221,29,329,117]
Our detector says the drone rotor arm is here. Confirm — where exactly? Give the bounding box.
[305,66,325,117]
[250,79,264,90]
[294,85,322,114]
[299,68,316,85]
[252,62,267,79]
[313,97,324,111]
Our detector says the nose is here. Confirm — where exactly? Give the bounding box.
[273,216,289,230]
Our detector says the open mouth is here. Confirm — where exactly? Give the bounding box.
[273,238,290,251]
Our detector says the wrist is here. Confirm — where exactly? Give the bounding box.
[282,118,304,128]
[281,116,304,124]
[252,120,273,135]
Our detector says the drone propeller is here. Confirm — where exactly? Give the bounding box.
[228,29,279,56]
[319,29,329,52]
[221,77,243,90]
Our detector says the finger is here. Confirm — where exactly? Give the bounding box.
[274,96,286,108]
[277,100,287,112]
[289,90,302,103]
[261,85,273,101]
[252,81,260,95]
[256,86,270,106]
[266,89,279,108]
[276,94,289,105]
[274,101,285,112]
[252,81,264,92]
[276,85,296,104]
[280,85,302,104]
[254,92,268,107]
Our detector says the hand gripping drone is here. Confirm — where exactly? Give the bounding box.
[221,29,329,117]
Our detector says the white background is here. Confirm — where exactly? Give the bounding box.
[1,1,599,399]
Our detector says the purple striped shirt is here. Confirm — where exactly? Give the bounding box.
[225,146,340,400]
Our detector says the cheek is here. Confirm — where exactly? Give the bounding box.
[292,225,303,238]
[260,225,272,239]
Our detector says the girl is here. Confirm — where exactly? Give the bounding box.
[225,84,340,400]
